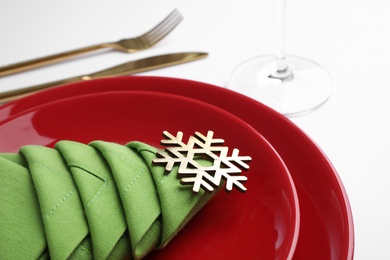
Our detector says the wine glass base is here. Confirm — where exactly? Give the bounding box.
[225,55,333,117]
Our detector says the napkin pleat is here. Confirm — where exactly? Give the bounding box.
[128,142,218,248]
[90,141,161,259]
[0,155,47,259]
[55,141,129,259]
[20,146,90,259]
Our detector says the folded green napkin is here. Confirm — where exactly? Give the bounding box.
[0,141,218,259]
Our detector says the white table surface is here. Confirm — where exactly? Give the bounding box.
[0,0,388,259]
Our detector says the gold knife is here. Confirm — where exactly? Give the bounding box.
[0,52,208,104]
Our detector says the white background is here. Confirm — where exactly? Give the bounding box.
[1,0,389,258]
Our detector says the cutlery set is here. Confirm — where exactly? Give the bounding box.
[0,9,206,103]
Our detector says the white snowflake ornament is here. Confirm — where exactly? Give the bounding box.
[153,131,252,193]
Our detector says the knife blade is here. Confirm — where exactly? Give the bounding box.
[0,52,208,104]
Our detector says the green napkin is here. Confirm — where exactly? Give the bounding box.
[0,140,218,259]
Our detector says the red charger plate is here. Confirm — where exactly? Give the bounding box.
[0,76,354,259]
[0,91,299,259]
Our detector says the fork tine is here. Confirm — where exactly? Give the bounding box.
[146,18,182,44]
[144,9,183,37]
[143,9,183,45]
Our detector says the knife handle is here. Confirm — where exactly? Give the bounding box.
[0,59,136,104]
[0,75,84,104]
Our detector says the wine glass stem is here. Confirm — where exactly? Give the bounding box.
[276,0,286,61]
[270,0,293,80]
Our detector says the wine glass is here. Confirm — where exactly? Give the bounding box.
[225,0,333,117]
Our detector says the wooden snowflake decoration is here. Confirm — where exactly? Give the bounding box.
[153,131,252,193]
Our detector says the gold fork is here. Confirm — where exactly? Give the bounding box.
[0,9,183,77]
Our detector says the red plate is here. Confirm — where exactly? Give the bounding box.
[0,91,299,259]
[0,76,354,259]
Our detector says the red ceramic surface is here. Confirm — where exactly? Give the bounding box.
[0,91,299,259]
[0,76,354,259]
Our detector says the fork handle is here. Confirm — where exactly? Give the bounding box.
[0,43,111,77]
